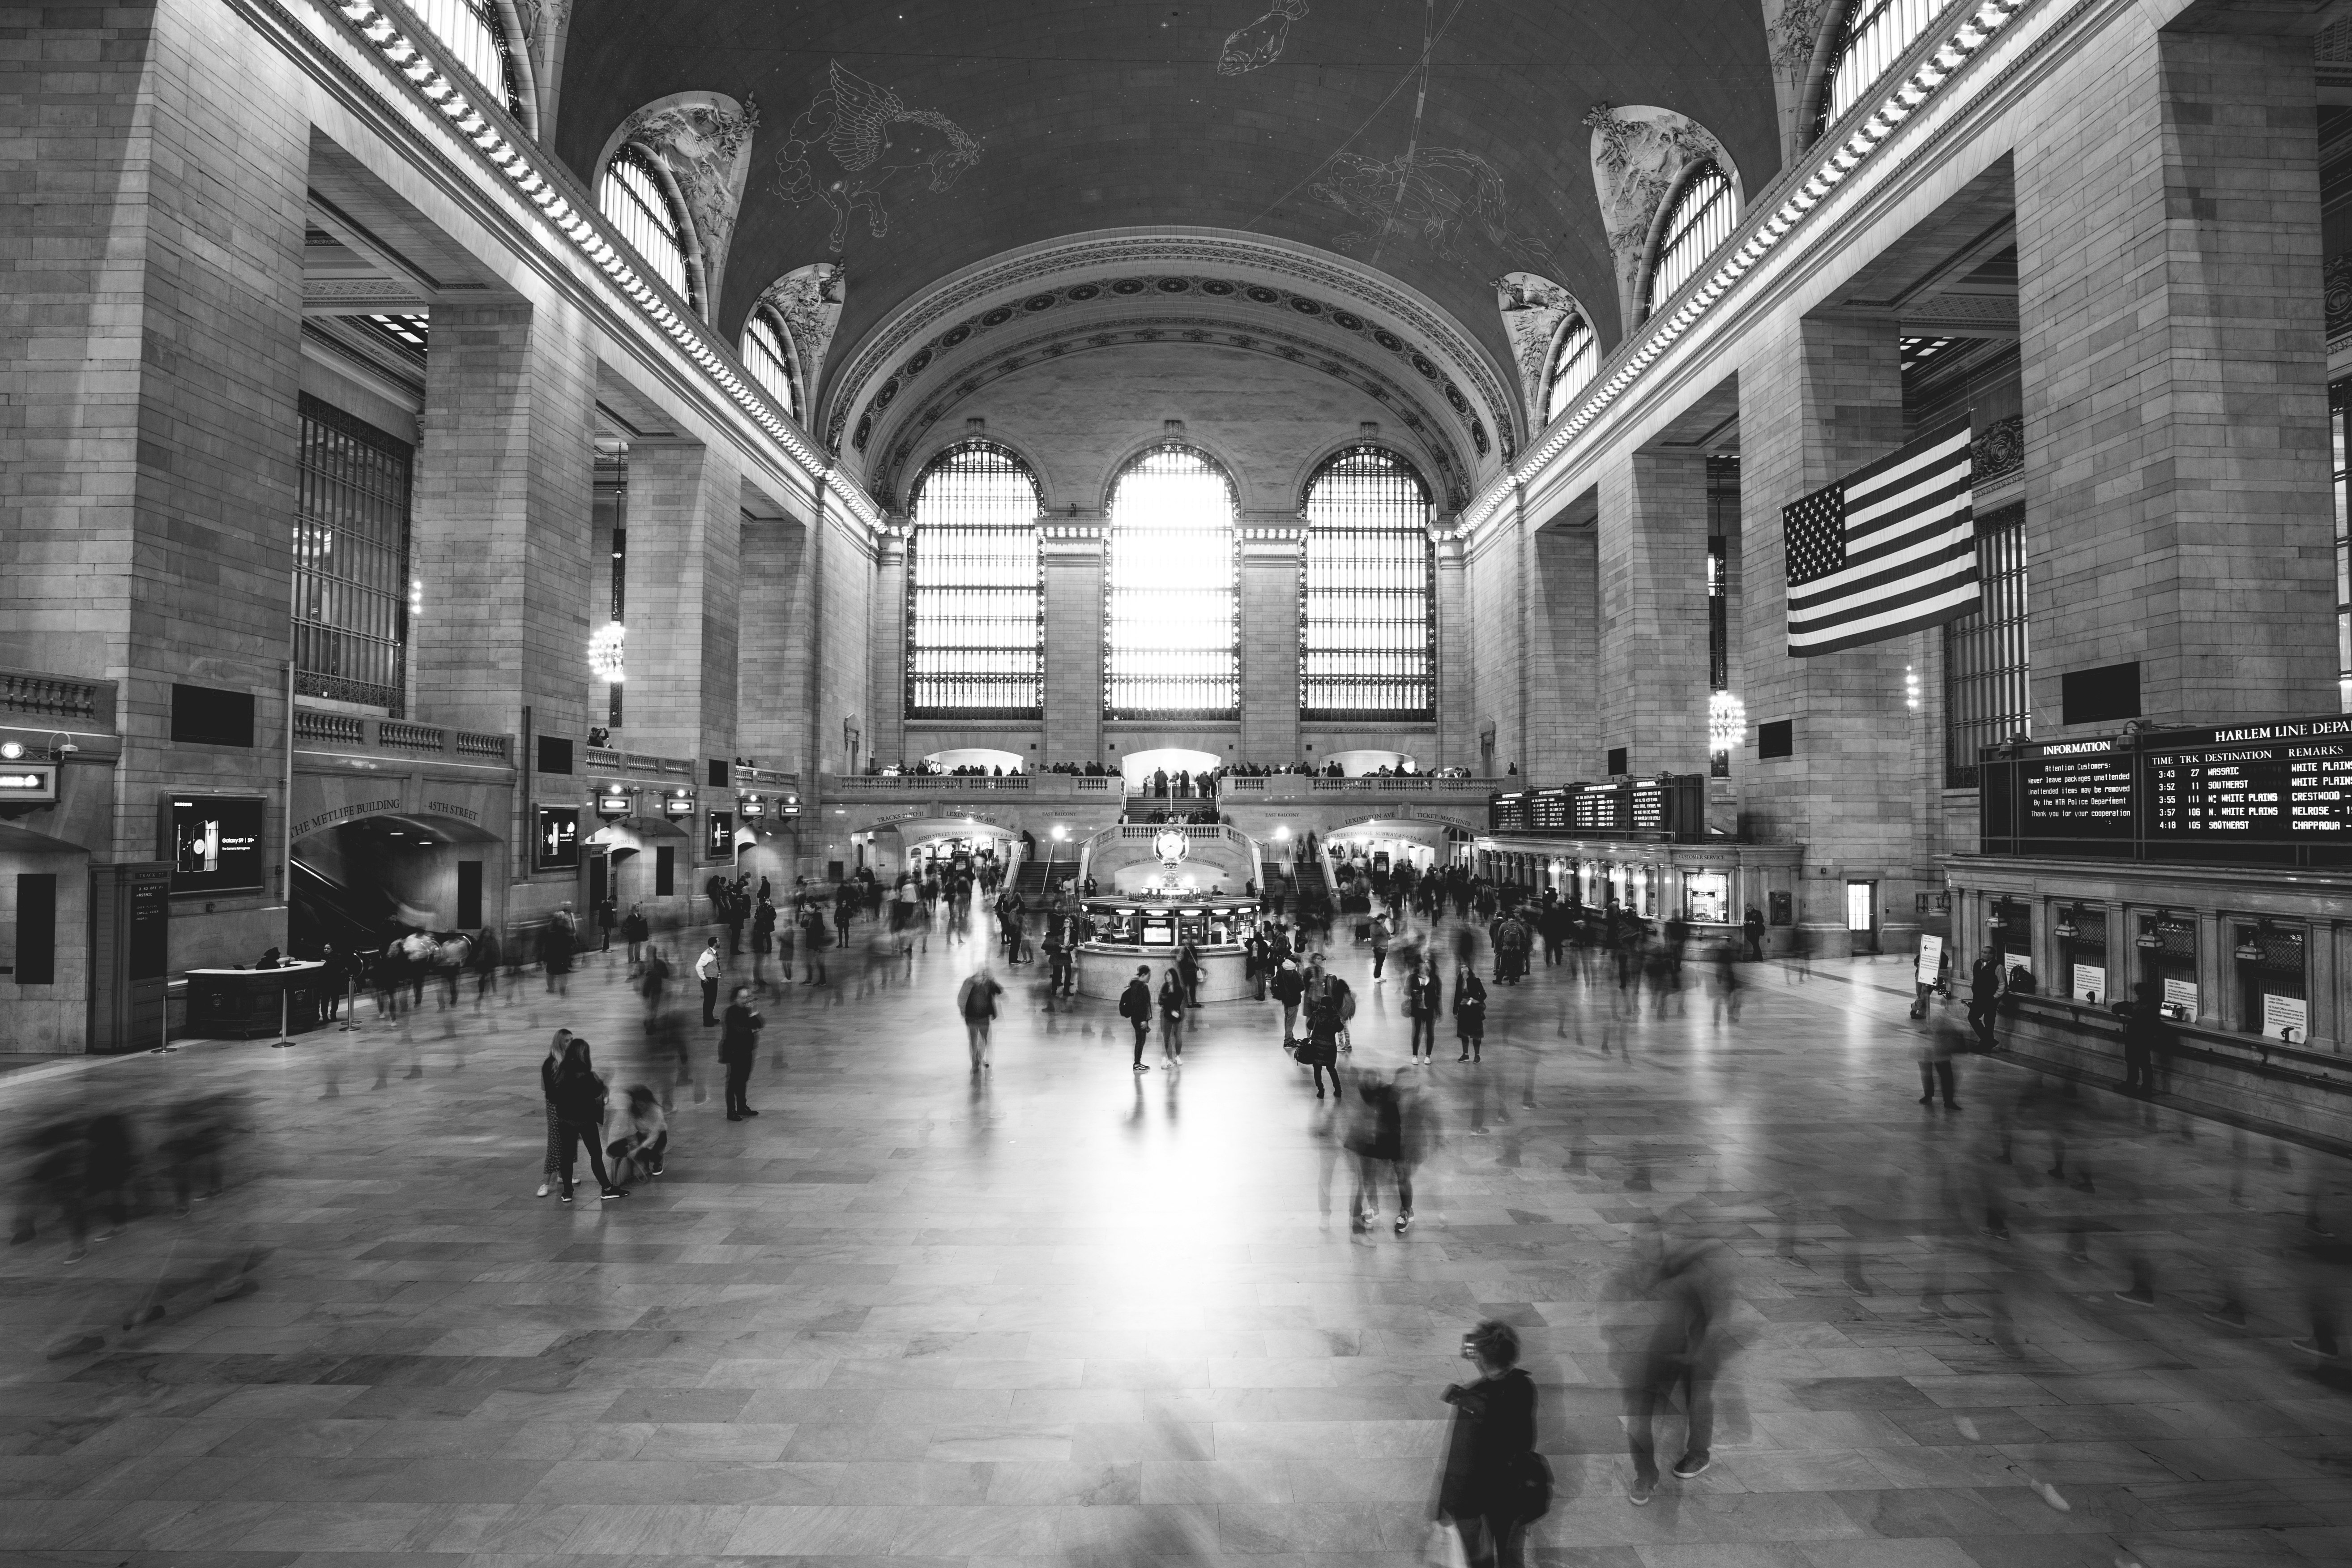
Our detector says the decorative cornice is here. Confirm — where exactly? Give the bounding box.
[1455,0,2034,543]
[312,0,884,533]
[865,313,1474,511]
[824,230,1517,469]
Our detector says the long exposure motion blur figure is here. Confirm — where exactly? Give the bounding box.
[1616,1213,1737,1505]
[1436,1318,1544,1568]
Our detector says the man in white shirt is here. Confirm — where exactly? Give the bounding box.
[694,938,723,1025]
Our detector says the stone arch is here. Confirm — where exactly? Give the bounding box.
[896,428,1060,515]
[1583,104,1739,342]
[598,91,761,316]
[1097,434,1254,517]
[1286,436,1437,515]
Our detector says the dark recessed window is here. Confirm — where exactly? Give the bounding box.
[171,684,254,748]
[537,735,573,775]
[1759,720,1794,759]
[709,758,730,788]
[1606,746,1628,775]
[2061,662,2141,726]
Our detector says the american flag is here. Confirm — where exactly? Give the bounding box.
[1783,421,1978,657]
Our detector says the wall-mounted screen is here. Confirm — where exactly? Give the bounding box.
[164,795,267,896]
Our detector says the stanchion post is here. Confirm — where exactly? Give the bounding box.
[270,979,295,1047]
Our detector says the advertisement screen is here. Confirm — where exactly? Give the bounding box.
[536,807,580,871]
[166,796,266,896]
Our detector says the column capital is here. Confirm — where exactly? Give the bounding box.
[1238,526,1304,563]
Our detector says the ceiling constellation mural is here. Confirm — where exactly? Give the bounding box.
[1218,0,1311,75]
[773,61,985,252]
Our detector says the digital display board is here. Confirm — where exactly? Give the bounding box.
[1980,714,2352,865]
[1490,777,1707,839]
[705,811,734,859]
[164,796,267,896]
[535,806,580,870]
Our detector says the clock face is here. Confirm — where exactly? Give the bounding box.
[1153,828,1190,866]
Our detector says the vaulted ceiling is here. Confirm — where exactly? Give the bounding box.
[556,0,1784,490]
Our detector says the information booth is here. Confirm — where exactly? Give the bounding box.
[1074,893,1261,1003]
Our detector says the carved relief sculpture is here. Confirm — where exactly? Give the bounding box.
[1493,273,1586,425]
[1584,103,1737,333]
[758,262,848,414]
[616,92,761,308]
[1761,0,1835,159]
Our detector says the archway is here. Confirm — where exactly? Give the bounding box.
[290,810,505,954]
[1323,817,1451,881]
[1323,749,1419,776]
[1120,747,1221,792]
[920,747,1025,775]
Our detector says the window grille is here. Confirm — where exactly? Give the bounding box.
[1104,445,1239,719]
[1299,447,1434,720]
[1819,0,1960,137]
[906,441,1043,718]
[1544,316,1599,425]
[2333,379,2351,711]
[1943,503,2030,787]
[294,395,414,714]
[599,145,694,308]
[404,0,523,121]
[1645,163,1737,319]
[743,308,801,422]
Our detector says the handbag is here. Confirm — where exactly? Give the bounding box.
[1519,1451,1555,1522]
[1421,1522,1468,1568]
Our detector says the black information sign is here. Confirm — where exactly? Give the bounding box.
[1981,714,2352,865]
[1489,776,1707,840]
[128,876,169,980]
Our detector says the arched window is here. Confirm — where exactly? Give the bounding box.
[1104,445,1239,719]
[1543,315,1600,425]
[1817,0,1960,140]
[599,144,695,308]
[407,0,525,122]
[1644,162,1737,319]
[742,307,801,422]
[1300,447,1434,720]
[905,442,1043,718]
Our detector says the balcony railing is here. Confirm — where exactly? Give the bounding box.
[1,668,117,728]
[734,764,800,791]
[295,706,512,764]
[586,745,695,780]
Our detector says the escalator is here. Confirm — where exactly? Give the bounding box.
[289,858,400,960]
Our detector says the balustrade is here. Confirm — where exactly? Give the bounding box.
[0,668,116,727]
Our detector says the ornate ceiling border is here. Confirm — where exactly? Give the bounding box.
[822,228,1518,468]
[868,313,1474,512]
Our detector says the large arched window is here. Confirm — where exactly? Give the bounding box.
[1300,448,1434,720]
[1644,162,1737,320]
[741,306,801,422]
[1543,315,1600,425]
[408,0,526,123]
[905,442,1043,718]
[1816,0,1960,140]
[1104,445,1239,719]
[599,144,695,308]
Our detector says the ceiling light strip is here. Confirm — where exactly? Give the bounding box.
[325,0,883,532]
[1454,0,2028,540]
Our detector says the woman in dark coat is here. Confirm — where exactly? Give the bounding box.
[549,1037,623,1202]
[1298,988,1344,1100]
[719,984,764,1120]
[1438,1319,1540,1568]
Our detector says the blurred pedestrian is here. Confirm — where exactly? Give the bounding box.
[1406,959,1443,1061]
[958,963,1003,1072]
[719,985,764,1120]
[1437,1319,1542,1568]
[1299,981,1345,1100]
[549,1037,624,1202]
[623,904,649,970]
[1272,954,1306,1047]
[1918,1015,1964,1111]
[536,1028,572,1197]
[606,1084,668,1182]
[1620,1218,1735,1505]
[1158,967,1187,1064]
[1454,964,1488,1063]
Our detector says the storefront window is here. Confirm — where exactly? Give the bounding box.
[2055,906,2107,1004]
[2135,913,2197,1021]
[2234,922,2308,1042]
[1687,872,1729,925]
[1989,896,2032,984]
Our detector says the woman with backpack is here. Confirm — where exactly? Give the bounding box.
[549,1037,625,1202]
[1436,1318,1544,1568]
[1299,985,1346,1100]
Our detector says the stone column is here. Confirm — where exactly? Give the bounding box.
[1239,519,1304,764]
[1041,521,1105,765]
[1434,532,1474,770]
[2018,16,2334,729]
[1596,451,1712,780]
[737,515,810,769]
[1738,309,1937,952]
[620,440,743,775]
[412,300,599,754]
[1528,513,1600,782]
[0,0,311,982]
[868,526,908,769]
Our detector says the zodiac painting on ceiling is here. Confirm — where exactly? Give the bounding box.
[1218,0,1309,75]
[774,61,983,252]
[1310,145,1559,274]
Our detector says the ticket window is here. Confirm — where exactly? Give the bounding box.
[1687,872,1730,926]
[2136,915,2198,1021]
[2234,923,2309,1043]
[2056,908,2108,1005]
[1989,898,2033,984]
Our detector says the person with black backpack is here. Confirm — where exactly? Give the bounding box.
[1119,966,1154,1071]
[1436,1318,1545,1568]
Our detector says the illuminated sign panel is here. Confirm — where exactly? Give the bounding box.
[0,764,58,803]
[164,796,267,895]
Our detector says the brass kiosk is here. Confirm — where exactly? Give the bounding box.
[1074,894,1261,1003]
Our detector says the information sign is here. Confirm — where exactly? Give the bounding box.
[2070,963,2104,1004]
[2262,992,2310,1043]
[2162,978,2198,1021]
[1915,934,1945,987]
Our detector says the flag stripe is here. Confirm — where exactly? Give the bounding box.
[1782,420,1977,658]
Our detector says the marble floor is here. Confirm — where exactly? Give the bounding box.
[3,912,2350,1567]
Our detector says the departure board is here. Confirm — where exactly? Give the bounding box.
[1980,714,2352,865]
[1630,783,1668,830]
[1529,787,1570,830]
[1572,787,1617,830]
[1489,777,1707,839]
[1490,792,1529,832]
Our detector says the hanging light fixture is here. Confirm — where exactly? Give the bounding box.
[589,621,626,681]
[1708,692,1746,754]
